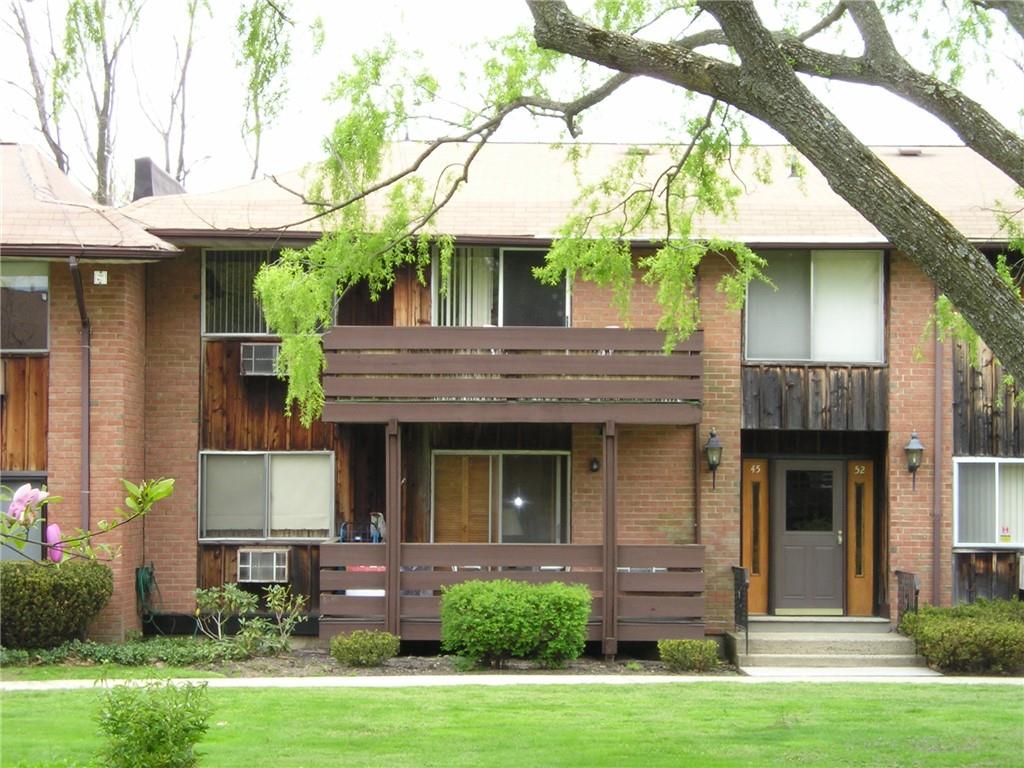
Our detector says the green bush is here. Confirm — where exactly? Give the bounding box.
[0,561,113,649]
[0,636,249,668]
[440,579,591,668]
[330,630,400,667]
[658,639,720,672]
[900,599,1024,674]
[96,682,211,768]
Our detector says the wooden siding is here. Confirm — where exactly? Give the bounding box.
[953,341,1023,457]
[319,542,705,642]
[322,326,703,425]
[741,364,888,431]
[0,356,47,471]
[199,543,320,611]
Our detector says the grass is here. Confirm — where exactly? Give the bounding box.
[0,664,223,681]
[2,683,1022,767]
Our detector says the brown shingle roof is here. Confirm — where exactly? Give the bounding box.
[0,143,178,258]
[122,142,1016,245]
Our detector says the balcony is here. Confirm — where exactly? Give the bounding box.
[321,326,702,425]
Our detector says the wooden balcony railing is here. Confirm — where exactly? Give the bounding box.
[319,542,705,645]
[321,326,702,425]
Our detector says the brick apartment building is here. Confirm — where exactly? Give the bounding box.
[2,141,1021,650]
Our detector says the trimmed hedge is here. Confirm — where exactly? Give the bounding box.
[441,579,591,668]
[0,561,113,649]
[330,630,400,667]
[0,636,251,667]
[900,598,1024,675]
[658,639,720,672]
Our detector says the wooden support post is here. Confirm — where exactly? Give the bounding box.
[385,420,401,636]
[602,421,618,658]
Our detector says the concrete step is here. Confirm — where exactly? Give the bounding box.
[746,616,892,634]
[739,632,916,656]
[737,653,927,668]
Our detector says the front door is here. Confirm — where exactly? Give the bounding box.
[771,460,844,613]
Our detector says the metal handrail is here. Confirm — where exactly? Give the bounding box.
[895,570,920,629]
[732,566,750,655]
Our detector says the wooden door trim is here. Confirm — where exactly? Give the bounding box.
[846,459,875,616]
[741,459,770,614]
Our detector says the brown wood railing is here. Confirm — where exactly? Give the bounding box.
[319,542,705,644]
[741,363,888,431]
[321,326,702,425]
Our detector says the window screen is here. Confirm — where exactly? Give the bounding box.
[502,454,563,543]
[997,463,1024,545]
[269,454,332,536]
[437,248,499,326]
[746,251,810,359]
[202,454,266,537]
[0,261,49,351]
[204,250,273,334]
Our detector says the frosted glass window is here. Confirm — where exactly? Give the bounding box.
[746,251,810,359]
[746,250,883,362]
[811,251,882,362]
[201,452,333,539]
[997,463,1024,546]
[270,454,332,535]
[203,454,266,536]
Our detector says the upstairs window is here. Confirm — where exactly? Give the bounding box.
[433,247,568,327]
[203,250,274,335]
[746,250,883,363]
[955,458,1024,548]
[0,261,48,352]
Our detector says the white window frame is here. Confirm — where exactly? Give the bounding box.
[954,456,1024,549]
[0,260,50,353]
[430,247,571,327]
[744,249,885,364]
[429,449,571,543]
[198,450,335,542]
[201,249,277,338]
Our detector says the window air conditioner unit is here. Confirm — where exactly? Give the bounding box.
[240,342,280,376]
[237,548,289,583]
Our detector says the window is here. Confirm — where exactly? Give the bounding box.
[433,247,568,327]
[955,458,1024,547]
[431,451,569,543]
[203,250,274,335]
[200,451,333,539]
[746,250,883,362]
[0,261,49,352]
[0,473,46,561]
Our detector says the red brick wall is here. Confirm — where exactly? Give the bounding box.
[571,425,696,546]
[143,251,201,614]
[696,254,743,628]
[571,261,665,329]
[48,263,147,641]
[887,252,953,610]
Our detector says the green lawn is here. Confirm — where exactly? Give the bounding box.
[3,683,1022,767]
[0,664,223,682]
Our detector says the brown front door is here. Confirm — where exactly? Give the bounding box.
[772,460,844,613]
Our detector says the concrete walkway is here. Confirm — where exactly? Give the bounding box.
[3,672,1022,691]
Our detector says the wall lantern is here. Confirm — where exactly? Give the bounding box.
[704,428,723,489]
[589,458,600,473]
[904,431,925,489]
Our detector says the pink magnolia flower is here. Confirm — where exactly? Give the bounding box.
[6,483,46,522]
[45,523,65,564]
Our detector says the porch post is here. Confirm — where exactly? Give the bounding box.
[385,420,401,636]
[602,421,618,658]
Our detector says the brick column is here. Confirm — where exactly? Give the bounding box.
[697,254,743,629]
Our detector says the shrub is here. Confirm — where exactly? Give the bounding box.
[0,636,249,668]
[440,579,591,668]
[900,599,1024,674]
[658,639,720,672]
[0,561,113,649]
[96,682,211,768]
[330,630,400,667]
[194,583,258,641]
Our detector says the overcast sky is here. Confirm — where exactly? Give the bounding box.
[1,1,1021,197]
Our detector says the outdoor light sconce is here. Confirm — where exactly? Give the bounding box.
[704,428,723,489]
[589,458,600,473]
[904,432,925,489]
